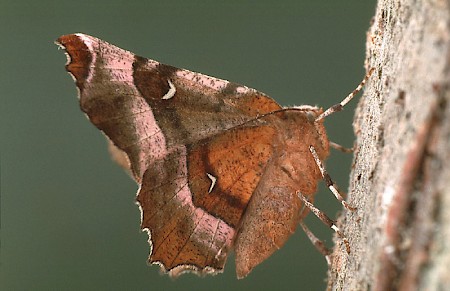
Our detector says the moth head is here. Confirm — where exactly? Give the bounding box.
[289,105,329,155]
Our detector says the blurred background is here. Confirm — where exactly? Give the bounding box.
[1,1,375,290]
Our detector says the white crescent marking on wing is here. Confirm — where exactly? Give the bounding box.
[162,79,176,100]
[206,172,217,193]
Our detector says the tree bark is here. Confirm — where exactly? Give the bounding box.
[327,1,450,290]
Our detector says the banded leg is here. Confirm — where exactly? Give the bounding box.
[309,145,356,211]
[299,221,332,266]
[315,67,375,122]
[329,141,354,153]
[298,192,350,254]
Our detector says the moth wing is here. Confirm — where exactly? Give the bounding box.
[56,33,281,183]
[234,166,304,278]
[137,124,277,276]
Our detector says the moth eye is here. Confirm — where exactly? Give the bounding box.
[306,111,316,122]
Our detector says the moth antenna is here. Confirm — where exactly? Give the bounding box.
[298,192,350,254]
[315,67,375,122]
[309,145,356,211]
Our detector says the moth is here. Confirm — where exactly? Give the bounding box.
[56,33,373,278]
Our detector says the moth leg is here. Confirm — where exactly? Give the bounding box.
[329,141,354,153]
[299,221,331,266]
[315,67,375,122]
[298,192,350,254]
[309,145,356,211]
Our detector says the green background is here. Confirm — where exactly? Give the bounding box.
[1,1,375,290]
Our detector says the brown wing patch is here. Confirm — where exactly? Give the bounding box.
[137,147,235,276]
[57,34,168,183]
[187,125,277,228]
[56,34,92,92]
[231,93,282,116]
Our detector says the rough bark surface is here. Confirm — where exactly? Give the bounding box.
[327,1,450,290]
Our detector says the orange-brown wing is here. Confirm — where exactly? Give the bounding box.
[233,110,330,278]
[56,33,281,183]
[233,170,304,278]
[137,125,277,276]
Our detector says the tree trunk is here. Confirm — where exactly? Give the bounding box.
[327,0,450,290]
